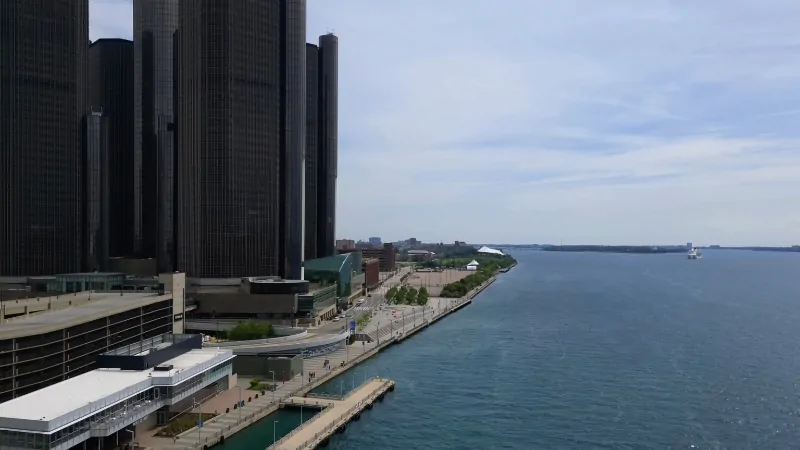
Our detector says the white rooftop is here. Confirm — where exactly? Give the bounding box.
[467,260,480,266]
[477,246,504,255]
[0,348,233,432]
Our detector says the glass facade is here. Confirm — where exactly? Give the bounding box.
[279,0,307,281]
[177,0,306,279]
[134,0,178,271]
[0,360,232,450]
[82,112,110,272]
[316,34,339,259]
[88,39,135,259]
[0,0,88,276]
[304,43,320,262]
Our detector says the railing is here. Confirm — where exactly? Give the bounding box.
[266,378,390,450]
[177,298,469,450]
[291,380,393,450]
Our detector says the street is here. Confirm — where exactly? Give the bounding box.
[315,266,412,334]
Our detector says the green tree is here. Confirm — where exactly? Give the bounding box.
[228,321,274,341]
[396,286,408,304]
[417,286,429,305]
[404,286,418,304]
[386,286,398,301]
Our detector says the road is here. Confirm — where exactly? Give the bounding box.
[315,267,413,334]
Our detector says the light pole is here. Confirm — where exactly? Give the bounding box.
[235,385,242,422]
[124,429,134,450]
[269,370,276,402]
[273,420,279,446]
[340,380,344,397]
[376,320,381,345]
[193,398,202,444]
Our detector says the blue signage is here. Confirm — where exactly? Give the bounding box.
[350,320,356,331]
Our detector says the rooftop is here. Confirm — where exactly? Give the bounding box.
[0,292,170,340]
[0,348,231,427]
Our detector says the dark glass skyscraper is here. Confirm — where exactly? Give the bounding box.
[280,0,307,280]
[134,0,178,271]
[0,0,88,276]
[82,111,110,272]
[177,0,306,279]
[88,38,135,258]
[304,43,320,262]
[316,33,339,259]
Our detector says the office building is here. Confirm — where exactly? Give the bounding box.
[134,0,179,271]
[340,243,396,272]
[317,34,339,258]
[0,272,185,403]
[0,334,233,450]
[0,1,88,276]
[177,0,306,279]
[305,34,339,260]
[82,111,111,272]
[305,43,320,261]
[88,38,136,258]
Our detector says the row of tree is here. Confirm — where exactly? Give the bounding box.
[439,255,517,298]
[386,285,429,305]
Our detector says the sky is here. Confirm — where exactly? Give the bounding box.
[90,0,800,246]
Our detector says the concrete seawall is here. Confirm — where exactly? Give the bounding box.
[165,271,505,450]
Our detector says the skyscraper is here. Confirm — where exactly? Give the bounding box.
[88,38,135,258]
[0,1,88,276]
[82,111,110,272]
[316,33,339,258]
[280,0,307,281]
[304,43,320,262]
[177,0,306,279]
[134,0,178,271]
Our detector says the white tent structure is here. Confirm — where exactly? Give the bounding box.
[477,246,504,256]
[466,260,480,271]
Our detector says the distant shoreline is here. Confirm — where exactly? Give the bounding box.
[541,245,685,254]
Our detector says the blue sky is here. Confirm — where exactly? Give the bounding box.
[90,0,800,246]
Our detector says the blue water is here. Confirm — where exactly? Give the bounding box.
[247,250,800,449]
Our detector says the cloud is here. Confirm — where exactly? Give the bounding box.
[91,0,800,246]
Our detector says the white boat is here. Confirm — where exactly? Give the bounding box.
[687,248,702,259]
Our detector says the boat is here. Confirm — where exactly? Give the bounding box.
[687,248,702,259]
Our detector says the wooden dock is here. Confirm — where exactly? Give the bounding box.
[268,378,395,449]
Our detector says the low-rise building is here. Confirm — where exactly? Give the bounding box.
[407,249,434,262]
[340,243,396,272]
[362,259,380,289]
[0,334,234,450]
[188,277,307,325]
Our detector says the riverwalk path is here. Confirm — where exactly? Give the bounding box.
[150,278,494,450]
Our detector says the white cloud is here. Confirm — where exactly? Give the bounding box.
[91,0,800,246]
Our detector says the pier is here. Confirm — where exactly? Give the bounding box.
[268,378,395,450]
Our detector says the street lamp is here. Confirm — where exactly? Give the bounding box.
[376,320,381,345]
[273,420,279,446]
[193,398,202,444]
[123,429,134,450]
[269,370,276,402]
[235,385,242,422]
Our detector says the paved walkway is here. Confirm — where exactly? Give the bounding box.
[271,379,393,450]
[149,289,478,450]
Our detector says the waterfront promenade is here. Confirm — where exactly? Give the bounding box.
[153,278,495,450]
[269,378,395,449]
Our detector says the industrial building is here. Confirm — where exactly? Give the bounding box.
[0,273,185,403]
[0,334,233,450]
